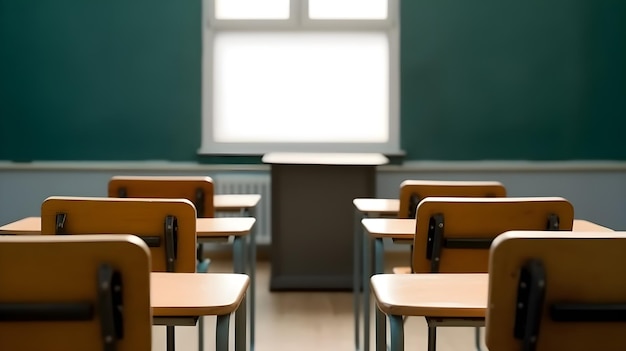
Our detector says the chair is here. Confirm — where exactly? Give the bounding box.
[0,234,152,351]
[41,196,197,273]
[371,196,574,351]
[358,180,506,351]
[108,175,215,217]
[108,175,214,270]
[41,196,196,351]
[106,176,220,351]
[397,180,507,219]
[487,230,626,351]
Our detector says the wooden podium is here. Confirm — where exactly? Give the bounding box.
[263,153,388,290]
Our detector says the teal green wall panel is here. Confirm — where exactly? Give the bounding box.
[1,1,624,161]
[400,0,626,160]
[0,0,202,161]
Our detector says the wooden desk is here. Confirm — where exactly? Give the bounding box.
[0,216,255,351]
[352,198,398,351]
[360,217,614,351]
[370,273,487,351]
[214,194,261,351]
[152,272,249,351]
[264,152,388,290]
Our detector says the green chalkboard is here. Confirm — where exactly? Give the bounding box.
[400,0,626,160]
[0,0,202,161]
[1,0,624,161]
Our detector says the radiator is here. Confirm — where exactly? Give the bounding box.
[214,174,272,244]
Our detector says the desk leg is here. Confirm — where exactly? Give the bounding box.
[353,209,363,351]
[247,207,257,351]
[389,315,404,351]
[374,238,386,351]
[362,229,374,351]
[198,316,204,351]
[216,314,231,351]
[233,236,246,351]
[167,326,175,351]
[235,294,248,351]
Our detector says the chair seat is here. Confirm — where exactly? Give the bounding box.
[371,273,488,318]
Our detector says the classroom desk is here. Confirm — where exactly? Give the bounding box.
[264,152,387,290]
[370,273,487,351]
[357,215,614,351]
[0,216,256,351]
[214,194,261,351]
[352,199,399,351]
[152,272,249,351]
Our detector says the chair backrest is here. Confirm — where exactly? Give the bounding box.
[486,231,626,351]
[412,197,574,273]
[397,180,507,218]
[108,176,215,218]
[0,234,152,351]
[41,196,197,273]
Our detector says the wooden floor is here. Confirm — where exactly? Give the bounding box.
[151,256,486,351]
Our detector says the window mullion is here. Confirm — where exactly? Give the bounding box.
[291,0,302,26]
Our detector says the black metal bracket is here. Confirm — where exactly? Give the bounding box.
[0,302,93,321]
[513,259,546,351]
[195,188,205,218]
[117,187,127,198]
[550,303,626,322]
[546,214,560,230]
[98,264,124,351]
[426,214,445,273]
[0,263,124,351]
[55,213,67,235]
[141,236,162,247]
[164,215,178,272]
[444,238,493,249]
[408,193,421,218]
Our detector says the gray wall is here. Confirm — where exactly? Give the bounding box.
[1,163,625,240]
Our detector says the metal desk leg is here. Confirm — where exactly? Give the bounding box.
[353,209,363,351]
[167,325,175,351]
[235,294,248,351]
[216,314,231,351]
[362,227,374,351]
[374,238,386,351]
[198,316,204,351]
[389,315,404,351]
[428,326,437,351]
[233,236,247,351]
[247,207,257,351]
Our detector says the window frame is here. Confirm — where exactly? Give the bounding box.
[200,0,400,155]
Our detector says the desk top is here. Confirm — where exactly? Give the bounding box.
[196,217,255,237]
[0,216,255,238]
[262,152,389,166]
[361,218,614,239]
[0,216,41,234]
[371,273,488,317]
[353,198,400,216]
[151,272,249,316]
[214,194,261,211]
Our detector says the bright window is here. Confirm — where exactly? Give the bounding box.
[201,0,399,154]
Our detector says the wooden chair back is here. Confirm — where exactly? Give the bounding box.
[108,176,215,218]
[0,234,152,351]
[398,180,506,218]
[41,196,197,273]
[412,197,574,273]
[487,231,626,351]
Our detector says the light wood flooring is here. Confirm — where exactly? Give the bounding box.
[151,256,486,351]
